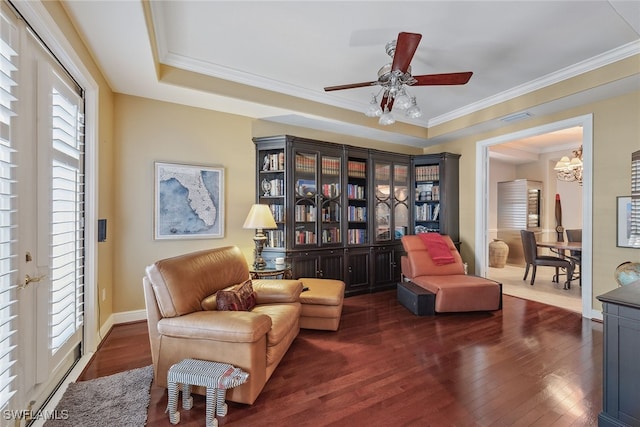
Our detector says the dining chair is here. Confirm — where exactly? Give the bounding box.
[520,230,574,288]
[565,229,582,286]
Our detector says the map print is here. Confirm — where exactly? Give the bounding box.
[156,163,224,238]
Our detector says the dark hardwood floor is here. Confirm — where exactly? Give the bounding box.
[79,290,603,426]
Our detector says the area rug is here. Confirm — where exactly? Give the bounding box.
[44,365,153,427]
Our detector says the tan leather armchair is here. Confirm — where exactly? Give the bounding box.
[143,246,303,405]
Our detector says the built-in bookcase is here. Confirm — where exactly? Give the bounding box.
[253,136,461,296]
[411,153,460,244]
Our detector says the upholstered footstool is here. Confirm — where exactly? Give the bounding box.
[298,278,345,331]
[166,359,248,427]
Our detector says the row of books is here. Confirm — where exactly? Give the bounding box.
[373,165,409,182]
[415,226,440,234]
[320,157,341,176]
[347,206,367,222]
[321,183,341,198]
[415,203,440,221]
[321,206,340,222]
[262,152,285,171]
[347,229,367,244]
[295,230,316,244]
[294,205,316,222]
[415,184,440,201]
[347,183,366,199]
[267,204,285,222]
[415,165,440,181]
[265,230,284,248]
[321,228,340,243]
[295,154,315,174]
[295,154,341,176]
[348,160,366,178]
[263,178,284,196]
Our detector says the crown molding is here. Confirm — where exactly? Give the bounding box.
[428,40,640,127]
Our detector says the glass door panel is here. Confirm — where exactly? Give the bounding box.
[320,155,341,244]
[374,161,391,242]
[294,151,317,246]
[394,164,409,239]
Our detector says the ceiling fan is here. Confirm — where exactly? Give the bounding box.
[324,32,473,124]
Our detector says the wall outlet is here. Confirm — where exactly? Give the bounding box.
[101,288,106,301]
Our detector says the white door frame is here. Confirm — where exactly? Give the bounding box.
[474,114,597,319]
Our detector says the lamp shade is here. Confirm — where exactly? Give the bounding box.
[554,156,571,171]
[243,204,277,229]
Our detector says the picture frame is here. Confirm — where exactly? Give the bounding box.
[154,162,224,240]
[616,196,634,248]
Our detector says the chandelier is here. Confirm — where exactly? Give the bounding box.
[554,145,583,185]
[363,41,422,125]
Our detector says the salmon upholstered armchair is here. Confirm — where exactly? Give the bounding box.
[399,234,502,313]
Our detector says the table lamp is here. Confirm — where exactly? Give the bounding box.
[243,204,277,269]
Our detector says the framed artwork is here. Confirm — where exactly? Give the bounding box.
[154,162,224,239]
[616,196,634,248]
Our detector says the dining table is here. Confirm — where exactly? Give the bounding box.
[537,240,582,286]
[536,240,582,253]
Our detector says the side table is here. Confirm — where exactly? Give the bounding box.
[249,264,292,280]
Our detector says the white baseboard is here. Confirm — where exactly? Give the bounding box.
[98,309,147,341]
[113,308,147,324]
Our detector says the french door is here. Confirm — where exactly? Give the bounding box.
[1,2,85,419]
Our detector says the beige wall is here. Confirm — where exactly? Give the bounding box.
[425,89,640,310]
[112,95,256,312]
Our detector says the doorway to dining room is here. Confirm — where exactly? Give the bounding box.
[475,115,593,318]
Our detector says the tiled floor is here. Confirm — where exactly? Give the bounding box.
[487,264,582,313]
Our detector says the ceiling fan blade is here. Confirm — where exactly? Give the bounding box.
[391,32,422,74]
[324,81,378,91]
[413,72,473,86]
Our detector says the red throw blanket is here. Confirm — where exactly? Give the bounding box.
[418,233,456,265]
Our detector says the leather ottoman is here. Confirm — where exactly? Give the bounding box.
[298,278,345,331]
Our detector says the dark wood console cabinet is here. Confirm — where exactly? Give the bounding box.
[597,280,640,427]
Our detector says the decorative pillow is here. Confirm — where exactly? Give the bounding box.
[215,280,257,311]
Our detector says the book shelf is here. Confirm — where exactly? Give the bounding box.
[257,146,286,249]
[347,157,367,245]
[411,153,460,243]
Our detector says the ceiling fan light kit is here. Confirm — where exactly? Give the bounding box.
[324,32,472,125]
[365,95,383,117]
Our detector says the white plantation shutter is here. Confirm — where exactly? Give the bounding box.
[49,76,84,355]
[0,5,18,410]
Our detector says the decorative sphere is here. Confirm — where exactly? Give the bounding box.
[614,262,640,287]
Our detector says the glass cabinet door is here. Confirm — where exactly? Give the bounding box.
[319,154,342,245]
[374,160,392,242]
[394,164,409,240]
[293,150,317,246]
